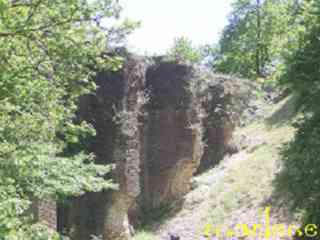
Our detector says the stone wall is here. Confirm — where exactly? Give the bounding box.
[195,73,252,173]
[138,62,203,214]
[58,57,253,240]
[58,55,146,240]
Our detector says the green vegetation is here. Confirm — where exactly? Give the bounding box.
[2,0,320,238]
[135,0,320,236]
[208,97,296,226]
[212,0,320,227]
[276,114,320,225]
[133,231,159,240]
[0,0,136,239]
[274,0,320,227]
[211,0,300,80]
[167,37,202,64]
[281,0,320,110]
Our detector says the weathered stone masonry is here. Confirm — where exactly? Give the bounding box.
[58,55,147,240]
[39,56,253,240]
[138,62,204,214]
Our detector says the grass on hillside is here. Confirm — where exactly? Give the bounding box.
[208,123,295,224]
[133,230,159,240]
[206,96,297,233]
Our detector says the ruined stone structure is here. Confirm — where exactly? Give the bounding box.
[195,73,253,173]
[57,55,147,240]
[51,56,253,240]
[138,62,204,216]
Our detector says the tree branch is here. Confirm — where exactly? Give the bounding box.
[0,17,78,38]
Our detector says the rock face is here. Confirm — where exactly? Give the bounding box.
[58,57,253,240]
[58,55,147,240]
[138,62,204,214]
[195,73,253,173]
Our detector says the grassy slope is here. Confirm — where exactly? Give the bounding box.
[207,102,297,236]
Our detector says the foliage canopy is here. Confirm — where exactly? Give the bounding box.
[0,0,136,239]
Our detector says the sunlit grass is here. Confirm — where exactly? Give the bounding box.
[133,230,159,240]
[207,96,296,227]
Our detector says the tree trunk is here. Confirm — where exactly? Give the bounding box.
[256,0,262,77]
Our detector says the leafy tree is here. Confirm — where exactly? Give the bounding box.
[213,0,298,80]
[281,0,320,110]
[275,0,320,227]
[0,0,136,239]
[167,37,202,64]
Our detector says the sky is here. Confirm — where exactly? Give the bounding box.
[119,0,234,55]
